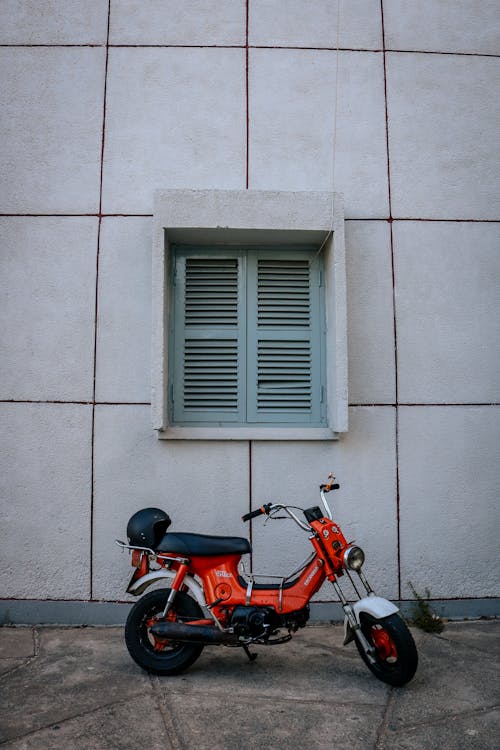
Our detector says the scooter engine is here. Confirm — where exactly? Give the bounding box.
[230,606,279,639]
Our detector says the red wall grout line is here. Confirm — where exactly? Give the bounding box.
[380,0,401,602]
[2,43,498,59]
[0,43,106,48]
[399,403,500,407]
[1,214,498,222]
[391,217,500,223]
[344,218,500,223]
[1,400,93,405]
[90,0,111,602]
[245,0,250,190]
[0,400,152,405]
[250,46,500,58]
[0,214,155,218]
[348,403,500,408]
[385,48,500,59]
[107,44,245,49]
[246,1,253,573]
[248,441,254,572]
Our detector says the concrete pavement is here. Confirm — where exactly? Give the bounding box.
[0,620,498,749]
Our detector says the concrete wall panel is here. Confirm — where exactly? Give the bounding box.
[0,218,97,402]
[346,220,395,404]
[387,53,500,220]
[92,405,250,599]
[0,0,109,44]
[96,218,153,403]
[249,49,388,218]
[249,0,382,50]
[102,48,246,214]
[250,407,398,600]
[109,0,246,45]
[0,403,92,599]
[383,0,500,55]
[0,48,105,213]
[394,221,500,403]
[399,406,500,598]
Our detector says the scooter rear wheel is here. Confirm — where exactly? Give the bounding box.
[355,612,418,686]
[125,588,204,675]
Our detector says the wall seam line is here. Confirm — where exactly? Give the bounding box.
[1,43,498,59]
[381,0,402,601]
[90,0,111,602]
[1,214,499,222]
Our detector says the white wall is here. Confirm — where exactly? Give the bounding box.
[1,1,499,616]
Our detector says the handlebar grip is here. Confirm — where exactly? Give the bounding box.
[320,483,340,492]
[242,504,270,522]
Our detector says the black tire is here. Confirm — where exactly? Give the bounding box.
[125,588,205,676]
[354,612,418,687]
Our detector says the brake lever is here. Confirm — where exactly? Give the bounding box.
[264,509,288,524]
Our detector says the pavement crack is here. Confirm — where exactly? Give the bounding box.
[33,627,40,656]
[374,688,396,750]
[0,696,139,746]
[0,629,40,681]
[0,660,34,679]
[432,631,498,657]
[152,684,387,709]
[149,674,182,750]
[388,702,500,735]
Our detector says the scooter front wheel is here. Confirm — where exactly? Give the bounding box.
[355,612,418,687]
[125,588,204,675]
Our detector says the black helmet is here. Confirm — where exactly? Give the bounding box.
[126,508,171,549]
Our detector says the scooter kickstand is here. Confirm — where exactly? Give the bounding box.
[242,645,258,663]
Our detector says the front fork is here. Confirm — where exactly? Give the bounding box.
[332,579,377,663]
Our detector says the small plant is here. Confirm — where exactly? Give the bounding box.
[408,582,444,633]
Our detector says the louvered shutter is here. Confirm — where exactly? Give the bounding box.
[171,249,246,423]
[246,250,325,424]
[170,246,325,426]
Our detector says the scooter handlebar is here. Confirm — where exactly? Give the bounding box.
[242,503,272,522]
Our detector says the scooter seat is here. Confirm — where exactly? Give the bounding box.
[156,532,251,557]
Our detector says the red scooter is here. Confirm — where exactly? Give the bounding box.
[116,475,418,686]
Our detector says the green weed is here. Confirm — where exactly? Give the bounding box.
[408,582,445,633]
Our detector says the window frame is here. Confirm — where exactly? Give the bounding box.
[151,189,347,440]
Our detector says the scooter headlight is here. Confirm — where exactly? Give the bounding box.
[343,545,365,571]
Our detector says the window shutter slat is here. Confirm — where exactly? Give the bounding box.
[257,259,310,327]
[184,257,239,326]
[183,339,239,410]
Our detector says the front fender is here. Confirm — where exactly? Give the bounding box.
[127,571,207,611]
[343,596,399,644]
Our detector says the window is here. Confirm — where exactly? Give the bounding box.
[169,246,326,427]
[151,188,347,439]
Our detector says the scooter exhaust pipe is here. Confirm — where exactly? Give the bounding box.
[150,621,238,645]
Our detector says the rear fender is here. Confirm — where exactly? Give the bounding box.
[127,570,207,610]
[343,596,399,645]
